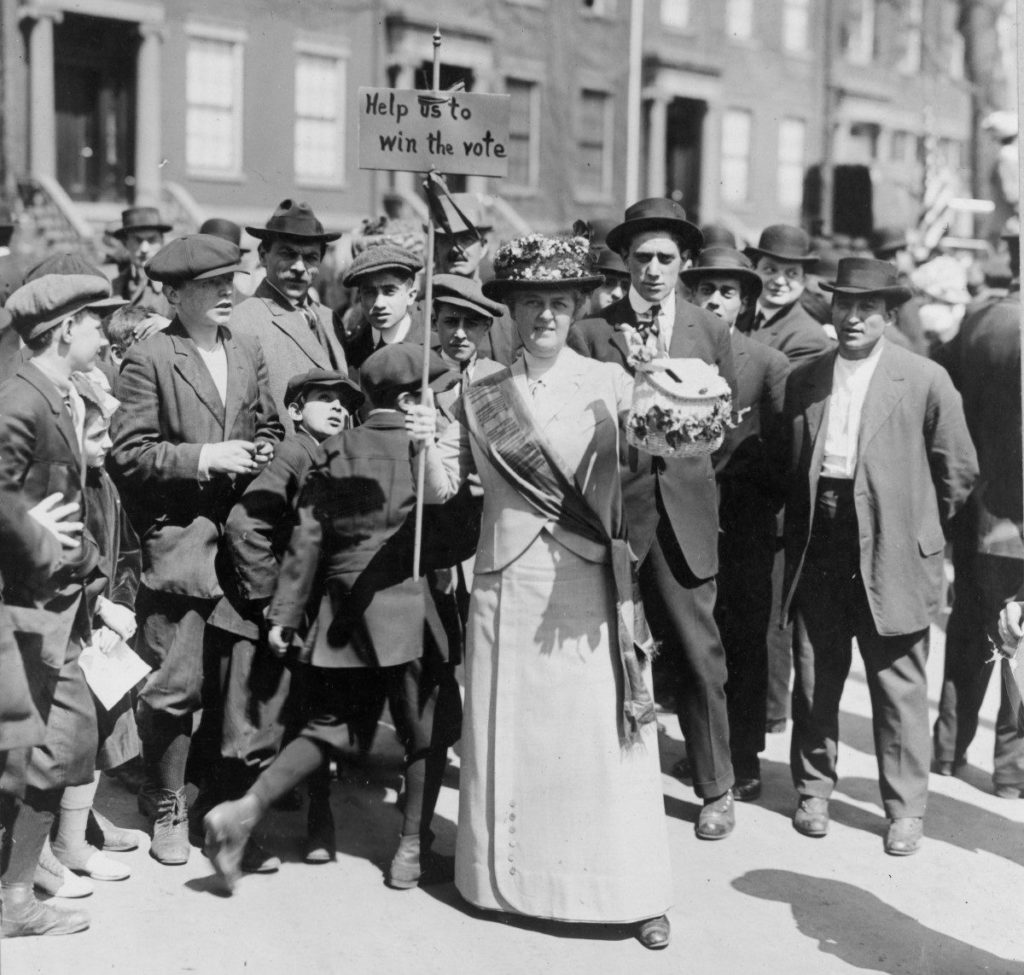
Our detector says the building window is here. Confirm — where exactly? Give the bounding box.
[782,0,810,53]
[186,31,244,177]
[660,0,690,30]
[721,108,752,206]
[898,0,923,74]
[577,89,613,198]
[506,78,539,190]
[294,50,346,186]
[842,0,876,65]
[726,0,753,40]
[890,129,913,164]
[778,117,806,213]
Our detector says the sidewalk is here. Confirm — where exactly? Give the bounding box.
[4,623,1023,975]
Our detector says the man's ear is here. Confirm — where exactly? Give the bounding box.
[164,283,181,309]
[287,401,304,424]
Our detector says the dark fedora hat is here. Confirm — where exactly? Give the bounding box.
[869,226,909,257]
[820,257,913,305]
[112,206,173,240]
[246,199,340,243]
[199,217,250,255]
[605,198,703,256]
[745,224,817,265]
[679,246,762,301]
[590,246,631,281]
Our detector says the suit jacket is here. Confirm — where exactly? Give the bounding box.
[435,355,506,427]
[223,431,321,603]
[230,280,349,432]
[270,411,436,668]
[0,325,28,384]
[714,329,789,504]
[109,319,284,598]
[781,342,978,635]
[571,295,737,574]
[344,313,429,379]
[112,265,173,319]
[742,299,834,365]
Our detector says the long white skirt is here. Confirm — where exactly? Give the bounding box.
[454,531,673,923]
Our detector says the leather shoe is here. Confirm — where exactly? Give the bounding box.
[150,788,190,865]
[637,914,670,950]
[793,796,829,837]
[884,817,923,856]
[88,810,140,852]
[733,778,762,802]
[695,791,734,840]
[241,838,280,874]
[1,884,90,937]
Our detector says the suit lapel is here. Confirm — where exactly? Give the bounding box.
[541,356,585,428]
[604,300,635,367]
[803,351,836,480]
[169,328,225,426]
[21,363,81,466]
[222,331,247,436]
[667,301,697,358]
[257,281,327,367]
[857,345,905,456]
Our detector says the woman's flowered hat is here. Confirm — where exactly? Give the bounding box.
[481,233,604,300]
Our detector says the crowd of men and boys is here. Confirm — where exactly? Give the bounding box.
[0,182,1019,939]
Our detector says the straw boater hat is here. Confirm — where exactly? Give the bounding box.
[679,247,763,302]
[745,224,818,265]
[481,233,604,301]
[605,198,703,256]
[820,258,913,306]
[246,199,340,244]
[112,206,173,240]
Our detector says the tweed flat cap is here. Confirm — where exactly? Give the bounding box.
[145,234,245,284]
[431,274,505,319]
[6,274,115,340]
[342,244,423,287]
[23,252,127,313]
[284,368,365,411]
[359,344,447,401]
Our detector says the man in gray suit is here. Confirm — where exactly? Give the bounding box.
[231,201,348,430]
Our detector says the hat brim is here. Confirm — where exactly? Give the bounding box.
[286,377,365,411]
[679,265,763,301]
[112,224,173,240]
[820,282,913,305]
[89,296,129,312]
[341,262,421,288]
[481,274,604,301]
[150,262,247,284]
[246,227,341,244]
[744,247,818,266]
[430,294,500,320]
[605,218,703,256]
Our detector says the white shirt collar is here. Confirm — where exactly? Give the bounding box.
[628,286,676,318]
[373,313,412,345]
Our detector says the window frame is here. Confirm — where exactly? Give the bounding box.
[293,41,350,190]
[720,107,753,207]
[504,76,541,194]
[575,87,615,203]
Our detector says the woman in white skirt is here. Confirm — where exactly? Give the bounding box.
[406,233,672,949]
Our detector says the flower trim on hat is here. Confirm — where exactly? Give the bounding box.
[492,234,595,283]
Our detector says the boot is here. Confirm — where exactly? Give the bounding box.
[1,883,90,938]
[203,796,260,894]
[149,789,190,865]
[33,841,93,899]
[304,795,336,864]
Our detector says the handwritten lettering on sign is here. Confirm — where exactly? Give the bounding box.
[358,87,511,177]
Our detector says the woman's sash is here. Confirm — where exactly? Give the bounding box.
[461,371,655,745]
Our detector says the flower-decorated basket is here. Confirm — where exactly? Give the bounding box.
[626,358,733,458]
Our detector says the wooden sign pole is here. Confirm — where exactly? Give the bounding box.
[412,28,443,581]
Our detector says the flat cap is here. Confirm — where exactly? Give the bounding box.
[284,368,365,411]
[359,344,447,402]
[145,234,245,284]
[431,274,505,319]
[342,244,423,287]
[6,274,116,341]
[23,252,128,313]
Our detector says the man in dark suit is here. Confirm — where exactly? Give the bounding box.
[573,198,739,839]
[110,206,173,319]
[932,229,1023,793]
[110,235,283,866]
[681,247,790,802]
[0,274,114,937]
[231,200,348,429]
[781,258,977,856]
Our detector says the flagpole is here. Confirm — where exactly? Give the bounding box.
[412,27,443,581]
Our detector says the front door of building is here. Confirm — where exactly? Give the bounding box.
[665,98,705,219]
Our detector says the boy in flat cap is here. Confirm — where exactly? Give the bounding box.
[341,243,425,371]
[0,274,111,937]
[217,369,364,864]
[109,234,283,867]
[204,345,460,895]
[232,200,348,430]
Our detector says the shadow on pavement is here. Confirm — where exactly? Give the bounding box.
[732,869,1024,975]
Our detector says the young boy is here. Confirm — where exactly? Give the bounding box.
[217,369,364,865]
[204,345,460,893]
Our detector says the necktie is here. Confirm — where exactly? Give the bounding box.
[303,304,333,360]
[752,310,767,332]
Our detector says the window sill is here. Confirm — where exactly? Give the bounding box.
[295,178,349,192]
[186,169,246,184]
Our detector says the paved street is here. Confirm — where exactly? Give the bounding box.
[4,622,1023,975]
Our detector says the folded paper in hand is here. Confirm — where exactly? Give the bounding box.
[78,626,151,711]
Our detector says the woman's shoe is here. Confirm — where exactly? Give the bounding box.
[203,798,258,893]
[637,915,671,949]
[55,846,131,882]
[387,834,421,889]
[87,810,140,852]
[2,883,90,937]
[34,844,93,899]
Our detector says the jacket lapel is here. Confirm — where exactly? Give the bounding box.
[604,300,635,366]
[257,281,327,367]
[21,363,81,467]
[541,355,586,428]
[857,345,905,456]
[803,350,836,480]
[221,330,247,436]
[667,300,698,358]
[169,327,225,426]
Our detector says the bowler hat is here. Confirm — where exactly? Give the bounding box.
[284,368,364,411]
[590,246,631,281]
[342,244,423,288]
[145,234,246,284]
[6,274,116,341]
[679,247,762,301]
[431,274,505,319]
[869,226,909,258]
[430,193,492,237]
[112,206,172,240]
[199,217,250,255]
[700,223,738,249]
[481,233,604,301]
[745,224,817,265]
[359,344,448,402]
[246,199,340,244]
[605,198,703,256]
[820,258,913,305]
